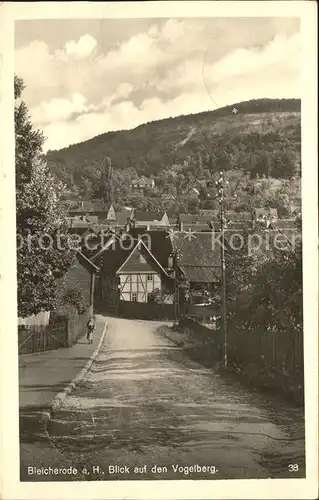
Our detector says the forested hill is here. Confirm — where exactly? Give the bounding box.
[46,98,301,195]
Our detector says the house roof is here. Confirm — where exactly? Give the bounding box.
[180,266,220,283]
[226,211,252,221]
[76,251,100,273]
[116,210,133,226]
[106,204,117,221]
[179,214,199,224]
[131,176,154,186]
[161,193,176,200]
[116,243,157,274]
[133,210,165,222]
[172,232,221,283]
[93,236,132,274]
[116,239,169,276]
[269,219,298,230]
[128,228,173,268]
[179,214,215,226]
[253,207,278,219]
[199,209,219,217]
[87,229,173,277]
[61,200,79,211]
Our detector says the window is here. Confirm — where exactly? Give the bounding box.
[147,274,153,281]
[131,292,138,302]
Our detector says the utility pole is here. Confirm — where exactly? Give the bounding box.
[169,249,181,326]
[216,171,228,368]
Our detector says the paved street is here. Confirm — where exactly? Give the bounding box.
[20,316,305,481]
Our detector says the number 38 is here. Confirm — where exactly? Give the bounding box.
[288,464,299,472]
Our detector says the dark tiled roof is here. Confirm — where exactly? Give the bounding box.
[253,208,278,219]
[117,245,157,274]
[199,209,219,217]
[226,211,252,221]
[131,177,154,186]
[180,266,220,283]
[269,219,298,230]
[116,211,133,226]
[181,223,213,232]
[179,214,198,224]
[134,211,165,222]
[95,236,132,275]
[172,232,221,282]
[129,229,173,268]
[179,214,216,228]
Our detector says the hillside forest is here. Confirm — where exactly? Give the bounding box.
[46,98,301,216]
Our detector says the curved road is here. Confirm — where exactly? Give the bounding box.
[21,317,305,481]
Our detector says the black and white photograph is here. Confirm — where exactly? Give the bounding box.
[0,2,318,499]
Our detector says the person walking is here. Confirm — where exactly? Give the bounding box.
[87,316,95,344]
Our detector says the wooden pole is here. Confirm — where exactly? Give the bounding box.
[219,172,228,368]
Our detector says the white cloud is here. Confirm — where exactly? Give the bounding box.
[207,33,300,83]
[115,82,134,100]
[31,93,89,124]
[16,20,301,152]
[64,34,97,59]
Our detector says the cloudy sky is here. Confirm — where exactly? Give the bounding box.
[15,17,300,152]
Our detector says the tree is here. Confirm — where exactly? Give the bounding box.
[93,157,113,202]
[271,152,296,179]
[251,151,271,179]
[15,76,44,188]
[15,76,75,318]
[226,231,302,333]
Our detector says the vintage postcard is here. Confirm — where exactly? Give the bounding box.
[0,1,318,499]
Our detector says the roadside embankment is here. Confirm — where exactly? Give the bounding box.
[159,318,303,406]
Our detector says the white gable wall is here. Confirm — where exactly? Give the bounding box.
[119,272,161,302]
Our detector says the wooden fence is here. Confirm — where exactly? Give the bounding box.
[180,316,304,400]
[18,308,90,354]
[227,326,304,381]
[18,320,68,354]
[66,309,90,346]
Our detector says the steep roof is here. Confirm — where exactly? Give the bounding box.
[116,239,169,275]
[179,214,215,228]
[93,235,132,275]
[134,210,165,222]
[116,210,133,226]
[128,228,173,268]
[106,204,116,221]
[131,176,154,186]
[199,209,219,218]
[253,207,278,220]
[172,232,221,283]
[76,251,100,273]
